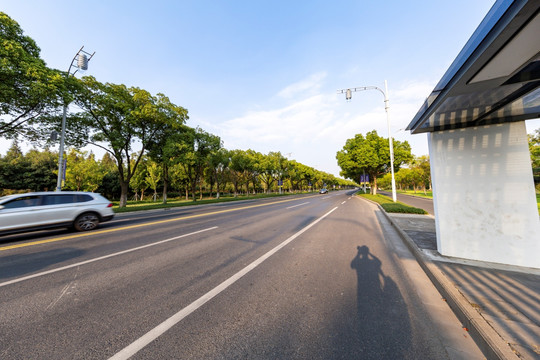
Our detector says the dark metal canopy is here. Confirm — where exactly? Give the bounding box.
[407,0,540,134]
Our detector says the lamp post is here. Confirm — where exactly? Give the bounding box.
[56,46,95,191]
[337,80,397,202]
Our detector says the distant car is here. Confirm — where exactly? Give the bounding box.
[319,188,328,194]
[0,191,114,235]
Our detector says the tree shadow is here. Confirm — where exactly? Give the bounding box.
[0,247,86,280]
[348,245,413,359]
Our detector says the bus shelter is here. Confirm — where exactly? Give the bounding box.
[406,0,540,268]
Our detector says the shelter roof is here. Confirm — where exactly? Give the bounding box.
[407,0,540,134]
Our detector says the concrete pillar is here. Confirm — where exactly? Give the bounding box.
[429,121,539,268]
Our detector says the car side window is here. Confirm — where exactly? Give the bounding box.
[42,194,93,205]
[2,196,42,209]
[76,195,93,203]
[43,194,77,205]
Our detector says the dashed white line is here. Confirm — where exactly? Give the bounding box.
[286,202,309,209]
[109,207,338,360]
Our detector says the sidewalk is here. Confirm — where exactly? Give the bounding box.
[380,211,540,360]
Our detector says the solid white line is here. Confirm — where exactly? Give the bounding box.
[109,207,339,360]
[286,202,309,209]
[0,227,218,288]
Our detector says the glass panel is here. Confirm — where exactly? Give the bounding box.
[3,196,41,209]
[76,194,93,203]
[419,83,535,131]
[44,194,77,205]
[482,86,540,120]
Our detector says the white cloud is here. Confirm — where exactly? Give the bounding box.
[276,72,327,99]
[203,76,437,176]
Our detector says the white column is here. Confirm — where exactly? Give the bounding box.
[429,122,539,268]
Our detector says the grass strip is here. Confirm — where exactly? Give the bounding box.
[358,193,427,214]
[112,192,295,213]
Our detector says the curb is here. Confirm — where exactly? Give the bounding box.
[361,196,519,360]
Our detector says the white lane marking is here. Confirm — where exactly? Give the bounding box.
[341,201,346,205]
[286,202,309,209]
[0,227,218,288]
[109,207,339,360]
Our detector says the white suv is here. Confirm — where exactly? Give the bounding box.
[0,192,114,235]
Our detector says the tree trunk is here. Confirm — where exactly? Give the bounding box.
[233,181,239,198]
[199,181,203,200]
[119,180,129,207]
[191,182,197,202]
[162,165,168,204]
[371,177,377,195]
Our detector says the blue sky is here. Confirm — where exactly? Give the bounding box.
[3,0,537,177]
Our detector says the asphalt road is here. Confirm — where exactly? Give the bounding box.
[0,190,482,359]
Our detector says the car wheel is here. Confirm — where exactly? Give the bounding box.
[74,212,100,231]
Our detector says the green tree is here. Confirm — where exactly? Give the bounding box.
[336,130,413,194]
[414,155,431,193]
[145,101,188,204]
[72,76,185,207]
[0,12,66,140]
[258,151,285,193]
[169,162,190,200]
[529,129,540,185]
[228,149,252,197]
[167,127,220,201]
[145,161,162,202]
[64,149,104,192]
[286,160,303,192]
[97,153,121,200]
[0,140,28,191]
[24,148,57,191]
[206,147,229,199]
[130,154,149,201]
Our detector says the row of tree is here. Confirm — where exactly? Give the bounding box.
[0,12,354,206]
[377,155,431,193]
[0,141,356,201]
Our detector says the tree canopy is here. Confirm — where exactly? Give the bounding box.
[0,12,66,140]
[336,130,413,193]
[70,76,188,206]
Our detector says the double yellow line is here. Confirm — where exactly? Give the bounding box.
[0,196,314,251]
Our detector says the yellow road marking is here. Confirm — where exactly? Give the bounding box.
[0,196,316,251]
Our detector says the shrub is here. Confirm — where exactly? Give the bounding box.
[380,203,427,214]
[358,193,427,214]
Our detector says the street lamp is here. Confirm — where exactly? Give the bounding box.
[337,80,397,202]
[56,46,95,191]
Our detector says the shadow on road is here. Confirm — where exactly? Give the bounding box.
[0,247,86,280]
[348,245,412,359]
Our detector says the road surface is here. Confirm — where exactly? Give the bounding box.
[0,191,482,359]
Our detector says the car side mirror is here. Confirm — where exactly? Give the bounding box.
[0,205,4,210]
